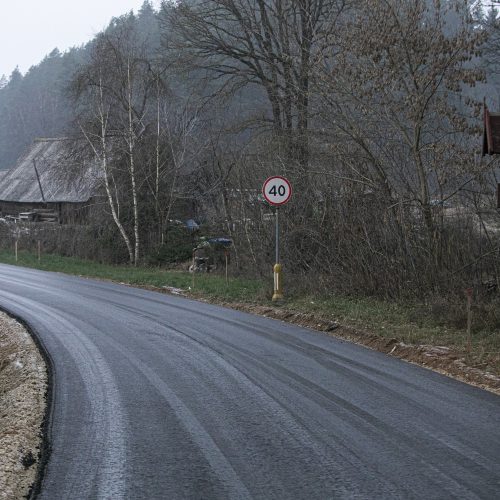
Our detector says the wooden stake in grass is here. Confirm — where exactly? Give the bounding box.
[15,240,18,262]
[465,288,473,354]
[37,240,41,262]
[191,248,196,290]
[225,249,229,285]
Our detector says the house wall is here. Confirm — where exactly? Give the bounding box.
[0,200,92,224]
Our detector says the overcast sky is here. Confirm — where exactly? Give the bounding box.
[0,0,160,78]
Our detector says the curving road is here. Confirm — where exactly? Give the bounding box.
[0,263,499,499]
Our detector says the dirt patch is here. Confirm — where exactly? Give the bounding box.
[0,311,47,499]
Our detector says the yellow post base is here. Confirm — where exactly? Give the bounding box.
[272,263,283,302]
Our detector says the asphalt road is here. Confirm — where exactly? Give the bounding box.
[0,264,499,499]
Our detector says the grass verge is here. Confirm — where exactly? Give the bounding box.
[0,249,498,378]
[0,250,267,302]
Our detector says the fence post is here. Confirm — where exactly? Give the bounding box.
[192,248,196,290]
[465,288,473,355]
[225,249,229,285]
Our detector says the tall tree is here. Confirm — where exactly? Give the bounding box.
[73,14,156,265]
[316,0,485,238]
[479,3,500,108]
[164,0,349,179]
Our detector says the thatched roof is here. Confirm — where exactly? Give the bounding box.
[0,138,99,203]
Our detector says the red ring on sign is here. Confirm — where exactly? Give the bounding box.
[262,176,292,206]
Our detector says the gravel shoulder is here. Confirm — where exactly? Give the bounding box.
[0,311,47,500]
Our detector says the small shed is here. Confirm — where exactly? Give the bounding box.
[0,138,99,224]
[483,104,500,156]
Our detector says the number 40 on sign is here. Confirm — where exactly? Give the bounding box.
[262,176,292,206]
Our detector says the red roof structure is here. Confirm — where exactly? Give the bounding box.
[483,104,500,155]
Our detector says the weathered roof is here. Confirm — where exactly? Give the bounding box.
[0,138,99,203]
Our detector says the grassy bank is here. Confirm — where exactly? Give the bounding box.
[288,295,499,362]
[0,250,267,302]
[0,249,498,374]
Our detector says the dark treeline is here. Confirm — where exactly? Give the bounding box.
[1,0,500,300]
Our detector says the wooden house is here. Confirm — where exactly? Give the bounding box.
[0,138,100,224]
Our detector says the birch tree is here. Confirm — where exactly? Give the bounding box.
[78,72,135,264]
[73,15,156,265]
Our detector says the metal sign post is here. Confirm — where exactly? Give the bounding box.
[262,176,292,302]
[275,207,279,264]
[273,207,283,301]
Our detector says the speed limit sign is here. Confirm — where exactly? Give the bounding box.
[262,176,292,206]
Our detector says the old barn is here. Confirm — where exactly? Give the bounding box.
[0,138,99,224]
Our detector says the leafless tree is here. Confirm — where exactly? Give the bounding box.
[315,0,486,235]
[165,0,351,179]
[72,16,156,265]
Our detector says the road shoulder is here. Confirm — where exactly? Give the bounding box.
[0,311,47,499]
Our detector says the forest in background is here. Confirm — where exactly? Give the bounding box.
[0,0,500,306]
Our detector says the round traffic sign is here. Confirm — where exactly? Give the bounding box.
[262,176,292,206]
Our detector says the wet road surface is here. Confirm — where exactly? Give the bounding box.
[0,264,499,499]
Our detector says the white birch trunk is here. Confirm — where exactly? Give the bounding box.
[127,58,140,266]
[81,75,134,264]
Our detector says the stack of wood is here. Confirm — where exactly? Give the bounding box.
[18,209,58,223]
[34,209,58,223]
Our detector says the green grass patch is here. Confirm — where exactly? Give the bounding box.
[288,295,459,345]
[287,295,499,365]
[0,250,268,303]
